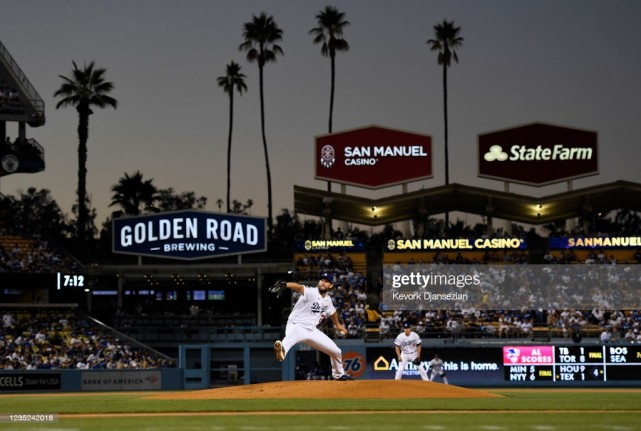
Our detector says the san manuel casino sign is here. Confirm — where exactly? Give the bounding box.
[315,125,432,189]
[112,210,267,260]
[478,122,598,186]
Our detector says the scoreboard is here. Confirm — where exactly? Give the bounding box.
[363,344,641,386]
[503,345,641,382]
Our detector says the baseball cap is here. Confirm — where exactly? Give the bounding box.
[403,322,411,329]
[319,272,333,282]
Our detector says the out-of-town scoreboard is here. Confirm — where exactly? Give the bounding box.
[503,345,641,382]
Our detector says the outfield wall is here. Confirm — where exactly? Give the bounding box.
[195,339,641,389]
[2,341,640,392]
[183,340,641,389]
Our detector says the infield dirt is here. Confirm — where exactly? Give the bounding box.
[146,380,502,400]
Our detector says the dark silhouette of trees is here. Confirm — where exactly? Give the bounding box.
[54,61,117,244]
[109,171,157,216]
[427,20,463,187]
[1,188,71,241]
[239,12,284,240]
[217,61,247,213]
[155,189,207,212]
[309,6,350,134]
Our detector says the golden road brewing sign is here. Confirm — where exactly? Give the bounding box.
[112,210,266,260]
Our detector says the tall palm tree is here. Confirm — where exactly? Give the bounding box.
[217,61,247,214]
[239,12,284,240]
[54,61,117,241]
[427,20,463,186]
[309,6,350,134]
[109,171,157,216]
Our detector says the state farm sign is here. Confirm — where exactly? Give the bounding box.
[315,125,432,189]
[478,123,598,186]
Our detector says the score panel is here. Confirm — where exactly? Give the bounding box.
[503,345,641,382]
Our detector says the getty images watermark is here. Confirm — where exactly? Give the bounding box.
[389,271,477,303]
[382,263,641,311]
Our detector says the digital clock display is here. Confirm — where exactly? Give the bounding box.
[56,272,86,289]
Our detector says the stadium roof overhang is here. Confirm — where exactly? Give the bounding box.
[294,180,641,226]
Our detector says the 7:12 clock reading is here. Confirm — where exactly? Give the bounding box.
[56,273,85,289]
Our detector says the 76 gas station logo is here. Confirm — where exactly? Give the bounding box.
[342,352,366,378]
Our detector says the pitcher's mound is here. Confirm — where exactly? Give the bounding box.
[148,380,501,400]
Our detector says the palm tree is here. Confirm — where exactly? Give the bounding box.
[54,61,117,241]
[217,61,247,214]
[109,171,157,216]
[239,12,284,240]
[427,20,463,186]
[309,6,350,134]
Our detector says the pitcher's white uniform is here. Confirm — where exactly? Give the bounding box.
[280,285,346,379]
[394,327,429,381]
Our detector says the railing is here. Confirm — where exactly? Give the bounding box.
[116,324,282,345]
[0,39,45,125]
[84,314,176,362]
[25,137,44,158]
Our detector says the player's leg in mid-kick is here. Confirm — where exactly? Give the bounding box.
[274,323,306,362]
[304,329,347,379]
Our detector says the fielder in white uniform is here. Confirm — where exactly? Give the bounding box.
[394,322,429,381]
[428,354,449,384]
[273,273,355,381]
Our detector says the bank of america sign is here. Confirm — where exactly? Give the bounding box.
[112,210,267,260]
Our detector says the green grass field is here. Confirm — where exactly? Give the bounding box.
[1,389,640,431]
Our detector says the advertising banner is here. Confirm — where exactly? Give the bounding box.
[112,210,266,260]
[549,235,641,249]
[315,125,432,189]
[478,122,598,185]
[365,347,503,384]
[0,373,61,391]
[80,370,162,391]
[386,237,527,252]
[295,239,366,252]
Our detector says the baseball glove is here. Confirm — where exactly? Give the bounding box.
[268,280,287,298]
[412,357,422,366]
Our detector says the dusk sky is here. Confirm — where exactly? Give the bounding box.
[1,1,640,230]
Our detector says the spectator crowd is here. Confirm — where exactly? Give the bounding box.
[1,220,641,373]
[0,308,175,370]
[0,236,79,273]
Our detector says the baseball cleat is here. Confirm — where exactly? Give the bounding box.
[335,374,355,381]
[274,340,285,362]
